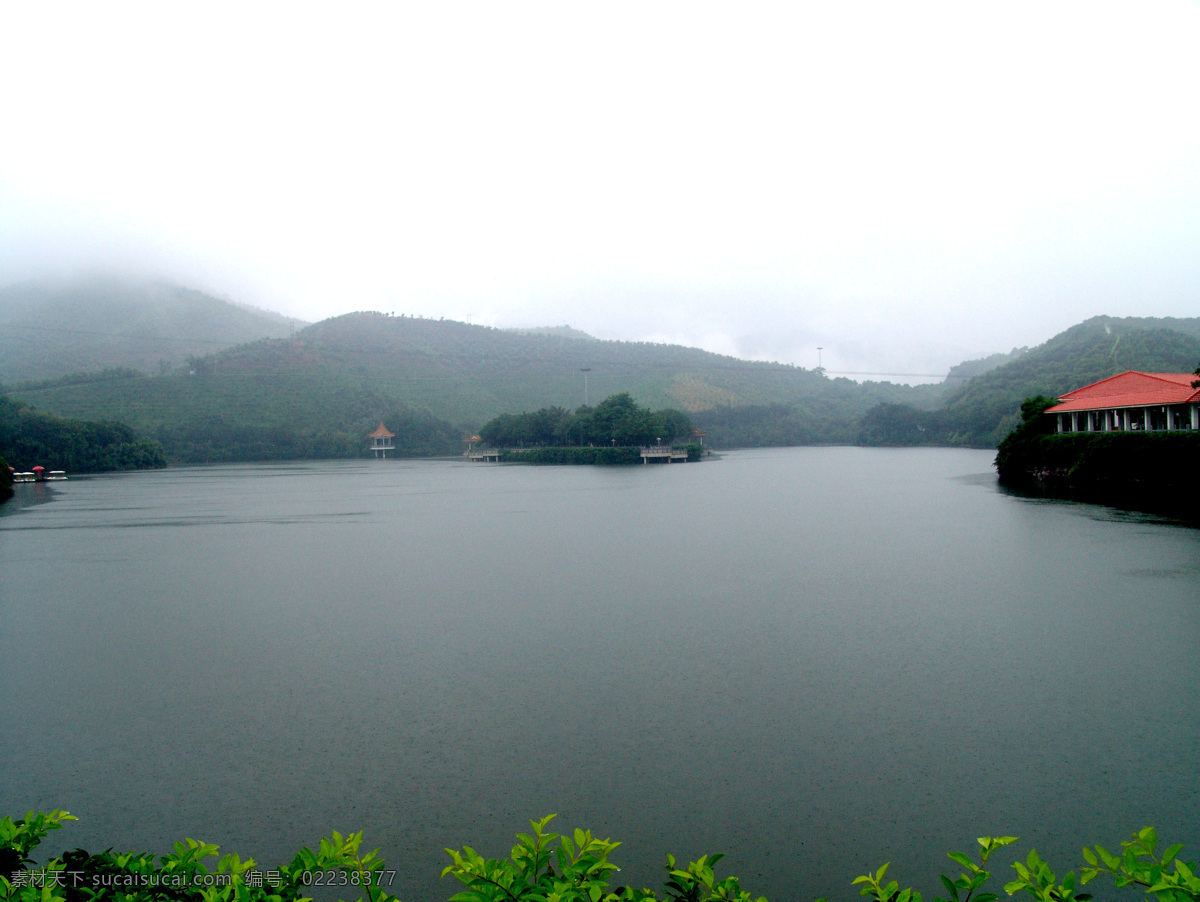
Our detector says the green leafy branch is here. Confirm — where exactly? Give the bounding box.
[1003,848,1090,902]
[851,829,1198,902]
[0,811,400,902]
[1079,827,1200,902]
[851,836,1018,902]
[442,814,634,902]
[442,815,764,902]
[663,853,766,902]
[0,811,78,876]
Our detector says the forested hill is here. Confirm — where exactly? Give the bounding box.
[859,316,1200,447]
[11,299,1197,460]
[0,277,307,382]
[7,311,938,462]
[229,312,934,422]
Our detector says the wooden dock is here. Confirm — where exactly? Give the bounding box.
[639,447,688,463]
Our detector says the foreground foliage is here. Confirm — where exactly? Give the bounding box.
[1,811,401,902]
[852,828,1199,902]
[2,812,1196,902]
[443,814,763,902]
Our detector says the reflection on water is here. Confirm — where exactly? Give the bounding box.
[1,449,1198,902]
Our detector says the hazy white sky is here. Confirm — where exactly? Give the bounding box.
[2,1,1199,380]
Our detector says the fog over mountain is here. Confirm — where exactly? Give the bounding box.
[2,3,1199,382]
[0,277,306,382]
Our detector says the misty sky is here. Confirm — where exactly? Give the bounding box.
[2,2,1199,381]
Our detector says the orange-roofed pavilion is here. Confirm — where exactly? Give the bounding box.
[1047,372,1200,433]
[369,422,396,458]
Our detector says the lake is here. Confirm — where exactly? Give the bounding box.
[1,448,1198,902]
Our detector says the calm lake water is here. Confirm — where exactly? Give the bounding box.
[2,448,1198,902]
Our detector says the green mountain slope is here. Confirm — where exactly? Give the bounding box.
[0,277,307,382]
[9,310,937,460]
[12,303,1199,458]
[943,346,1029,383]
[938,316,1200,444]
[277,312,833,421]
[859,316,1200,447]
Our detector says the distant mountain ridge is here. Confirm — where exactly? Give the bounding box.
[6,276,1199,460]
[944,347,1029,383]
[506,325,596,340]
[0,276,307,383]
[8,306,936,462]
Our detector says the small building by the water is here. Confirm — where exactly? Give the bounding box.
[1047,371,1200,433]
[368,422,396,458]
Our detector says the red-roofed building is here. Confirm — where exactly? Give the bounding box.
[1047,371,1200,433]
[368,422,396,458]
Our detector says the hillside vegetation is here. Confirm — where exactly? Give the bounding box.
[8,310,937,462]
[0,392,166,474]
[859,316,1200,447]
[0,277,305,382]
[6,277,1200,460]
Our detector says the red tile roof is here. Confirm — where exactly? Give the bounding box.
[1049,372,1200,413]
[368,422,396,438]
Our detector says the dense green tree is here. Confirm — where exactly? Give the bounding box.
[480,395,693,450]
[995,395,1090,488]
[653,408,694,444]
[857,403,941,446]
[693,401,860,447]
[0,392,166,474]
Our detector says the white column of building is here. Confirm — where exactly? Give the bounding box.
[1145,407,1153,431]
[1070,412,1078,432]
[1192,405,1199,430]
[1167,407,1175,431]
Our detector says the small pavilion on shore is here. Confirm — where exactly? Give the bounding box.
[368,422,396,458]
[1047,371,1200,433]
